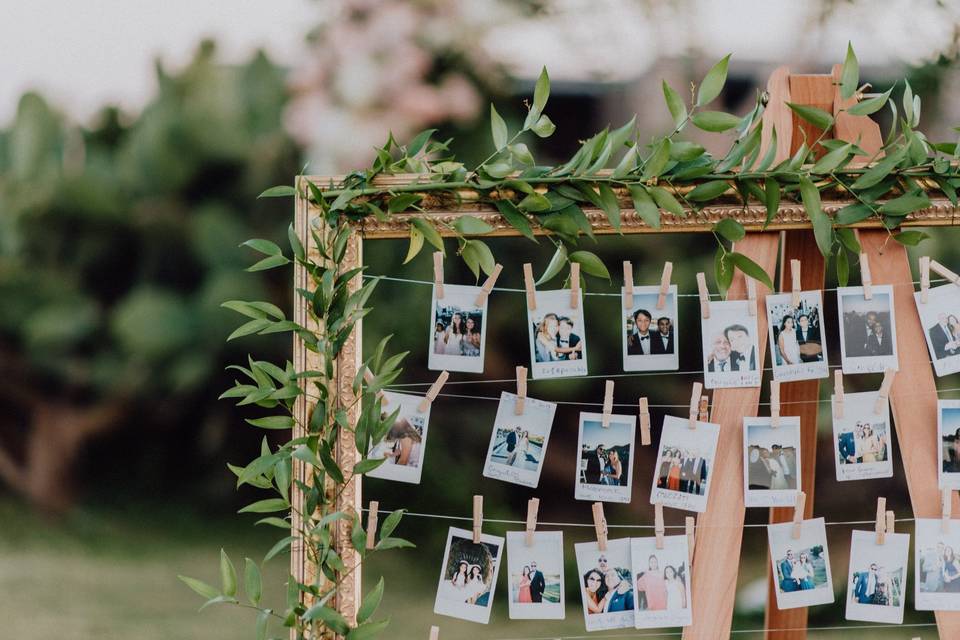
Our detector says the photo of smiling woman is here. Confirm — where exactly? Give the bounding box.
[702,300,761,388]
[428,283,489,374]
[527,288,588,379]
[575,538,634,631]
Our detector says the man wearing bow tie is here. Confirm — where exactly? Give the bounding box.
[627,309,656,355]
[725,324,757,371]
[651,316,674,355]
[707,334,737,372]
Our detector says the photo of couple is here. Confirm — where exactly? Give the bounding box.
[366,391,429,484]
[651,415,719,513]
[845,529,908,624]
[575,413,636,503]
[527,289,588,379]
[775,548,823,592]
[702,300,761,389]
[483,392,557,488]
[433,527,504,624]
[575,538,635,631]
[428,283,488,374]
[766,292,828,382]
[915,518,960,610]
[506,531,565,620]
[622,287,680,372]
[631,535,692,629]
[768,518,834,609]
[831,391,893,481]
[940,401,960,489]
[655,448,707,495]
[916,282,960,376]
[744,418,801,507]
[837,286,899,374]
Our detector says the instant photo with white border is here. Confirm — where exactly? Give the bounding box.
[650,415,720,513]
[575,412,636,504]
[574,537,635,631]
[915,517,960,611]
[915,282,960,377]
[702,300,762,389]
[631,534,693,629]
[483,392,557,489]
[527,288,588,379]
[622,285,680,372]
[743,416,802,508]
[366,390,430,484]
[428,283,488,374]
[433,526,505,624]
[830,390,894,482]
[766,291,829,382]
[506,531,565,620]
[836,285,899,374]
[939,400,960,490]
[845,529,909,624]
[767,517,835,609]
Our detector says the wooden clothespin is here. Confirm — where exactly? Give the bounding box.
[770,380,781,428]
[592,502,608,551]
[569,262,581,309]
[746,277,757,316]
[792,491,806,539]
[875,497,887,544]
[834,370,845,419]
[514,366,527,415]
[525,497,540,547]
[429,626,439,640]
[689,382,703,429]
[874,368,895,415]
[657,262,673,310]
[696,272,710,319]
[639,397,651,446]
[685,516,695,563]
[860,252,873,300]
[655,502,665,550]
[523,263,537,311]
[698,396,709,422]
[418,371,449,412]
[623,260,634,310]
[474,263,503,306]
[363,368,388,407]
[886,510,895,535]
[920,256,931,304]
[365,501,379,550]
[601,380,614,428]
[931,259,960,286]
[944,489,953,534]
[472,495,483,543]
[433,251,445,299]
[791,259,802,308]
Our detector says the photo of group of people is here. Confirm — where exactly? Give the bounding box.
[575,413,636,503]
[837,286,899,374]
[434,527,504,624]
[915,282,960,377]
[505,531,565,620]
[845,529,908,624]
[768,518,834,609]
[831,390,893,481]
[743,418,801,507]
[702,300,762,389]
[366,390,429,484]
[527,288,588,379]
[483,392,557,488]
[631,535,692,629]
[575,538,635,631]
[428,283,487,373]
[650,415,719,513]
[915,518,960,610]
[940,400,960,489]
[766,291,828,382]
[622,286,679,372]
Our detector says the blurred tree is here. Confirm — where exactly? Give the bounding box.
[0,41,301,512]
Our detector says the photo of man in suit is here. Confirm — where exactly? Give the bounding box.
[529,561,545,603]
[725,324,757,371]
[929,313,960,360]
[795,314,823,362]
[779,550,798,592]
[841,297,895,359]
[582,444,606,485]
[627,309,656,355]
[652,317,674,355]
[707,334,736,372]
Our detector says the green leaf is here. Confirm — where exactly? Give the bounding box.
[263,536,295,563]
[219,550,237,597]
[811,143,852,174]
[597,183,622,232]
[245,416,295,430]
[729,252,774,290]
[893,230,930,246]
[531,114,556,138]
[518,192,551,212]
[287,224,305,262]
[353,458,386,474]
[246,254,291,272]
[410,218,444,253]
[258,185,296,198]
[494,200,536,241]
[836,247,850,286]
[850,148,905,190]
[536,245,568,285]
[490,105,508,150]
[357,577,385,624]
[691,111,740,132]
[347,620,392,640]
[641,139,671,180]
[612,144,639,179]
[242,238,283,257]
[628,185,660,230]
[303,604,350,635]
[834,202,874,225]
[375,537,416,551]
[696,54,731,106]
[198,595,238,611]
[839,42,859,100]
[406,128,436,156]
[255,609,269,640]
[387,193,422,213]
[714,218,746,242]
[798,176,833,256]
[403,227,424,264]
[786,103,834,131]
[836,227,861,254]
[461,240,496,278]
[669,141,705,162]
[762,178,780,229]
[663,80,687,128]
[244,558,262,605]
[452,215,495,235]
[903,80,915,127]
[847,87,892,117]
[688,180,731,202]
[569,251,610,280]
[509,142,535,166]
[533,66,550,113]
[179,575,220,600]
[878,192,931,216]
[239,499,289,514]
[649,186,685,217]
[755,128,778,172]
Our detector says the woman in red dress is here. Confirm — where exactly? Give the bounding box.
[667,451,682,491]
[518,565,533,603]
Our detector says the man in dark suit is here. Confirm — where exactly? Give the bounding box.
[779,551,797,592]
[838,431,858,464]
[929,313,959,360]
[725,324,756,371]
[627,309,656,355]
[865,318,893,356]
[696,457,708,494]
[795,315,822,362]
[651,316,674,355]
[707,335,737,372]
[583,445,606,485]
[852,564,878,603]
[680,454,696,493]
[844,312,870,357]
[529,561,546,603]
[505,427,518,454]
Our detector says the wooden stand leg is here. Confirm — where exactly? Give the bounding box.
[683,232,779,640]
[860,229,960,636]
[763,230,825,639]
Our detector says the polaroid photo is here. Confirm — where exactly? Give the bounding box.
[837,285,899,374]
[366,390,429,484]
[483,392,557,489]
[527,288,588,379]
[766,291,829,382]
[428,283,488,374]
[768,517,834,609]
[830,390,893,482]
[845,529,909,624]
[915,517,960,611]
[575,412,636,504]
[506,531,565,620]
[939,400,960,490]
[575,537,635,631]
[743,417,802,508]
[433,526,504,624]
[631,535,692,629]
[915,282,960,377]
[650,415,720,513]
[622,285,680,372]
[702,300,762,389]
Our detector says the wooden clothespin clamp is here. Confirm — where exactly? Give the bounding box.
[472,495,483,543]
[696,272,710,319]
[875,497,888,544]
[365,501,379,550]
[792,491,806,540]
[920,256,931,304]
[770,380,781,428]
[569,262,581,309]
[790,259,802,308]
[657,262,673,310]
[474,263,503,306]
[429,626,439,640]
[746,277,757,316]
[685,516,695,563]
[363,368,388,407]
[433,251,445,299]
[525,497,540,547]
[655,502,666,550]
[601,380,614,428]
[623,260,635,310]
[874,368,895,415]
[944,489,953,534]
[639,397,651,446]
[931,259,960,287]
[698,395,709,422]
[523,263,537,311]
[418,370,449,412]
[834,370,844,419]
[860,252,873,300]
[592,502,608,551]
[689,382,703,429]
[514,366,528,415]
